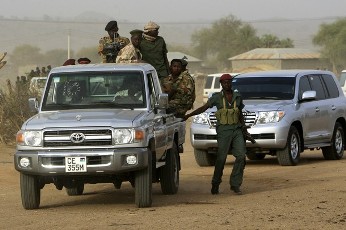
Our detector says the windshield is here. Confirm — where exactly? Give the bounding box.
[232,76,295,100]
[41,71,146,111]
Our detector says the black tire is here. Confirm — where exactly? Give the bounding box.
[66,183,84,196]
[322,122,344,160]
[246,152,266,160]
[277,126,301,166]
[194,149,216,167]
[135,148,152,208]
[20,173,40,210]
[160,142,179,194]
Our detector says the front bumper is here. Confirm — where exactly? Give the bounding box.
[14,148,149,176]
[190,122,290,150]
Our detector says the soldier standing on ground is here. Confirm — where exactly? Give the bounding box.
[184,74,247,195]
[140,21,169,79]
[161,59,195,118]
[98,20,130,63]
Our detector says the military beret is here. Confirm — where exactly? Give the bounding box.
[219,74,232,82]
[105,21,118,31]
[130,29,144,36]
[170,59,183,65]
[62,59,75,66]
[77,57,91,64]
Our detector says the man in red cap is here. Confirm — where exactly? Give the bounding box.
[184,73,247,195]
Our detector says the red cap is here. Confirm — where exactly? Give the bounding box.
[62,59,75,66]
[219,74,232,82]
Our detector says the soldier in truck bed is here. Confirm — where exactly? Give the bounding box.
[98,20,130,63]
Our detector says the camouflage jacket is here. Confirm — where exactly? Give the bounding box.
[116,43,142,63]
[161,70,195,117]
[98,34,130,63]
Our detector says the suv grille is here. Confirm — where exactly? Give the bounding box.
[208,111,256,127]
[43,129,112,147]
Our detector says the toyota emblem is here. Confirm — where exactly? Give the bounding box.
[70,133,85,143]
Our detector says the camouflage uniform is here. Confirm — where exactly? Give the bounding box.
[161,71,195,118]
[116,43,142,63]
[98,34,130,63]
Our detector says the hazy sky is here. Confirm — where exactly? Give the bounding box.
[2,0,346,22]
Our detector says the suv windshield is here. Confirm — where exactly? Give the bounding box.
[232,76,295,100]
[41,71,146,111]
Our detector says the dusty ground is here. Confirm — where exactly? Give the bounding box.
[1,126,346,230]
[1,79,346,229]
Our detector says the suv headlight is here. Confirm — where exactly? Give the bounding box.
[114,129,133,144]
[16,130,43,146]
[257,111,285,124]
[192,112,209,125]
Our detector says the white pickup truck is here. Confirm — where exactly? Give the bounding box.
[14,63,186,209]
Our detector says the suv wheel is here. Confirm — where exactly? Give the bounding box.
[194,149,216,167]
[135,148,152,208]
[277,126,300,166]
[20,173,40,209]
[322,122,344,160]
[160,142,179,194]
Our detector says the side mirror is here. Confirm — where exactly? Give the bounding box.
[300,90,316,101]
[28,98,39,112]
[156,93,168,109]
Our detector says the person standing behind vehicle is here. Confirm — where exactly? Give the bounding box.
[140,21,169,79]
[116,29,144,63]
[161,59,195,118]
[98,20,130,63]
[184,74,246,195]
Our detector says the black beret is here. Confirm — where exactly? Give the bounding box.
[105,21,118,31]
[130,29,143,36]
[170,59,183,65]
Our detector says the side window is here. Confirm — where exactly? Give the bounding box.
[321,74,339,98]
[214,77,221,89]
[298,76,311,100]
[147,73,157,109]
[308,75,326,100]
[205,76,213,89]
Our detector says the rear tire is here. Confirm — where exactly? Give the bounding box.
[160,142,179,194]
[194,149,216,166]
[135,148,152,208]
[66,183,84,196]
[277,126,300,166]
[20,173,40,210]
[322,122,344,160]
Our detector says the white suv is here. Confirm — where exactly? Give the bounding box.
[203,73,239,102]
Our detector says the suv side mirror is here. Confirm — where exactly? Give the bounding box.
[28,98,39,112]
[156,93,168,109]
[300,90,316,101]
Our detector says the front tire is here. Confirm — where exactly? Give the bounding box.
[277,126,301,166]
[160,142,179,194]
[194,149,216,167]
[322,122,344,160]
[135,148,152,208]
[20,173,40,210]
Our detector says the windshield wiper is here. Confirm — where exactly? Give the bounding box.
[91,101,135,109]
[245,96,280,100]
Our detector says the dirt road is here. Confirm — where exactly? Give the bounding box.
[1,122,346,230]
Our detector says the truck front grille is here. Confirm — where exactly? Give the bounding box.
[43,129,112,147]
[208,111,256,127]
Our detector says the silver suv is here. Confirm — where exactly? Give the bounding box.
[190,70,346,166]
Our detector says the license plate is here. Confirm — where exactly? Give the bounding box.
[65,156,87,172]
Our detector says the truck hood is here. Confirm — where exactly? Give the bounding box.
[23,110,146,130]
[243,99,292,111]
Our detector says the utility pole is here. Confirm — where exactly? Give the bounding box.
[67,29,71,59]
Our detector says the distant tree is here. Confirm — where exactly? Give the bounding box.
[9,44,43,66]
[313,18,346,73]
[191,15,294,70]
[44,49,73,67]
[259,34,294,48]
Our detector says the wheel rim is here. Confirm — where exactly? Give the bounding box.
[290,133,299,159]
[335,129,343,154]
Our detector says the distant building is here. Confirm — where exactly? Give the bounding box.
[228,48,331,73]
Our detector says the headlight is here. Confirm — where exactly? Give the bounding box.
[16,130,43,146]
[114,129,133,144]
[257,111,285,124]
[192,112,209,125]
